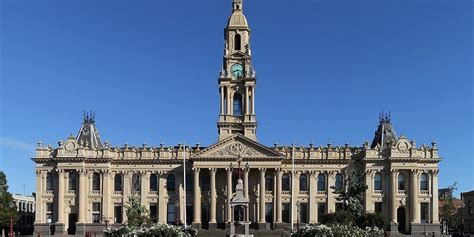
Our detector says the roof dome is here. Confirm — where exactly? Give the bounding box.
[227,11,248,28]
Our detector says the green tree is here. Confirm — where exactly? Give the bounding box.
[124,195,150,228]
[0,171,20,230]
[440,183,460,231]
[330,161,368,218]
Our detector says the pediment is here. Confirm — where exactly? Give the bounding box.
[193,135,284,159]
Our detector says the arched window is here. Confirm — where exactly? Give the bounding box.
[299,174,308,191]
[317,174,326,191]
[335,174,343,191]
[92,172,100,191]
[234,34,241,50]
[420,173,428,191]
[150,174,158,191]
[46,172,54,190]
[398,173,406,191]
[282,174,290,191]
[233,93,243,116]
[132,173,141,192]
[114,174,123,192]
[265,175,273,191]
[68,172,77,191]
[167,174,176,192]
[374,173,382,191]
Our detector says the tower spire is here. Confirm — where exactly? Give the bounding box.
[217,0,256,141]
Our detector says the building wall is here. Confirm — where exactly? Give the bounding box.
[462,191,474,234]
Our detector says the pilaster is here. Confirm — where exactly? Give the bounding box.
[275,169,282,224]
[226,167,233,222]
[103,171,112,224]
[158,171,166,223]
[411,170,420,223]
[78,169,87,224]
[258,168,266,226]
[309,171,317,223]
[35,170,44,223]
[327,171,336,213]
[432,170,439,223]
[209,168,217,227]
[57,169,66,225]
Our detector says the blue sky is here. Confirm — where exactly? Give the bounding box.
[0,0,472,196]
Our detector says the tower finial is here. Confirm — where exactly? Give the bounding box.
[232,0,243,12]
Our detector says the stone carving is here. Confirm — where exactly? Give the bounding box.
[208,141,265,157]
[396,141,409,153]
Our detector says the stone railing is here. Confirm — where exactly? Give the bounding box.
[316,191,327,195]
[113,191,123,195]
[420,190,430,195]
[398,190,407,195]
[374,190,383,195]
[66,190,76,195]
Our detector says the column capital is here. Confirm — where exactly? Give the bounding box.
[432,169,439,176]
[274,168,282,173]
[193,167,201,173]
[258,168,266,172]
[225,167,233,173]
[309,171,318,177]
[209,168,217,173]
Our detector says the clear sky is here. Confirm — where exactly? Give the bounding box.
[0,0,472,196]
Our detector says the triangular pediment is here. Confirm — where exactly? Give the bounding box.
[193,135,284,159]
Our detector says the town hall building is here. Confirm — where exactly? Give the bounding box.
[32,0,442,236]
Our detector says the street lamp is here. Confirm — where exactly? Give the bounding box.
[9,202,15,237]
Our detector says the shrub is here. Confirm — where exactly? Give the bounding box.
[320,210,355,226]
[356,212,390,230]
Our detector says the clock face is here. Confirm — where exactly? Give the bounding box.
[230,63,244,77]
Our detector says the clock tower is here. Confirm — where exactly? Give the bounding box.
[217,0,257,141]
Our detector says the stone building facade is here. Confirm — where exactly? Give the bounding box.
[32,0,442,236]
[12,194,35,235]
[461,190,474,234]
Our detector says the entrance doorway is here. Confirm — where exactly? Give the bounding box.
[68,213,77,235]
[397,207,406,233]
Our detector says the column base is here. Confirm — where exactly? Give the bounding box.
[208,222,217,229]
[192,222,201,229]
[257,222,267,230]
[389,222,399,233]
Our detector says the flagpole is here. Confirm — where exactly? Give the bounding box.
[291,143,295,233]
[183,143,187,228]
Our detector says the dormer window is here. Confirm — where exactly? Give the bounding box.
[234,34,241,51]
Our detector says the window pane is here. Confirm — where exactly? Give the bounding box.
[46,173,54,191]
[282,203,290,223]
[374,173,382,191]
[69,172,77,191]
[167,203,176,224]
[282,174,290,191]
[233,94,242,116]
[398,173,406,190]
[132,174,141,192]
[317,203,326,222]
[92,173,100,191]
[167,174,176,192]
[114,205,122,223]
[265,203,273,223]
[150,174,158,191]
[265,175,273,191]
[150,204,158,223]
[317,174,326,191]
[299,174,308,191]
[335,174,343,191]
[114,174,123,192]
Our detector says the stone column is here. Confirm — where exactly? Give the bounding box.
[244,168,249,199]
[220,87,224,115]
[276,169,282,223]
[226,87,231,115]
[245,86,249,115]
[251,86,255,114]
[390,170,397,223]
[103,171,112,224]
[158,172,166,223]
[57,170,65,224]
[309,172,317,223]
[432,170,439,223]
[411,170,420,223]
[141,172,148,208]
[259,168,266,225]
[209,168,217,226]
[292,172,300,224]
[34,170,43,223]
[327,172,335,213]
[365,170,373,212]
[226,168,233,222]
[78,170,86,223]
[193,168,201,227]
[123,172,131,223]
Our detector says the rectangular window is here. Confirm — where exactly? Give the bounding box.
[420,203,429,223]
[317,203,326,223]
[46,173,54,191]
[150,203,158,223]
[114,205,122,223]
[92,202,101,223]
[114,174,123,192]
[282,203,290,223]
[300,203,308,223]
[167,203,176,224]
[375,202,383,213]
[46,203,53,222]
[69,173,77,191]
[265,203,273,223]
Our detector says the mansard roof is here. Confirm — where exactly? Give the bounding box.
[76,111,103,149]
[371,112,398,150]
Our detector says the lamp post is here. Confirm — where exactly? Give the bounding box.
[9,202,15,237]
